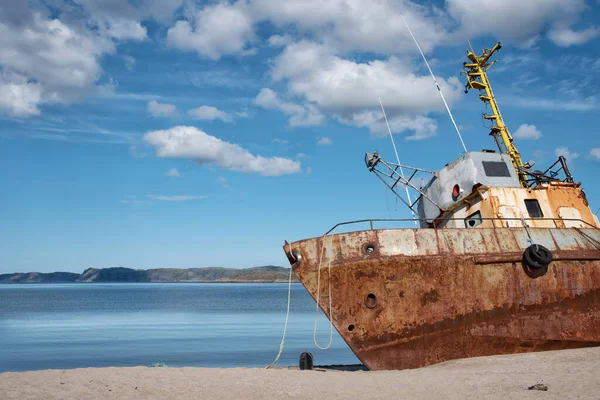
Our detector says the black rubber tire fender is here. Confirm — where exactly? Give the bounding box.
[523,244,553,269]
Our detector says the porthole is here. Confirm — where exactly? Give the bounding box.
[365,293,377,309]
[364,244,375,254]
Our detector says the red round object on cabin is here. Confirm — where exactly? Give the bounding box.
[452,184,460,199]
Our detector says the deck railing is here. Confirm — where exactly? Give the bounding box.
[323,217,599,236]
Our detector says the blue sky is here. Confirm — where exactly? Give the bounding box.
[1,0,600,273]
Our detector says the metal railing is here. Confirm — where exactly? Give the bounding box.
[323,217,599,236]
[521,156,574,188]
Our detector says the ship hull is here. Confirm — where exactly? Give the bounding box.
[285,227,600,370]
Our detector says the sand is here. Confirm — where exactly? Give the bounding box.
[1,347,599,400]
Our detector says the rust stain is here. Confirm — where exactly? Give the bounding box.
[421,289,440,306]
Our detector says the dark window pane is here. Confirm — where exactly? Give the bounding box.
[464,211,482,228]
[482,161,511,177]
[525,199,544,218]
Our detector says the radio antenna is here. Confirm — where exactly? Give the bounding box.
[378,97,418,227]
[400,14,467,153]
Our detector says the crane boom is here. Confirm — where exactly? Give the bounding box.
[463,42,528,186]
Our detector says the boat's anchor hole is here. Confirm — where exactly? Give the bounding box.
[364,244,375,254]
[347,324,355,332]
[365,293,377,309]
[287,251,302,265]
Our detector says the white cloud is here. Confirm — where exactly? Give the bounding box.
[254,88,325,127]
[144,126,302,176]
[263,41,461,138]
[129,145,146,159]
[446,0,595,47]
[148,100,177,117]
[187,105,231,122]
[0,0,186,117]
[5,0,594,121]
[147,195,206,202]
[162,0,448,59]
[106,19,147,41]
[272,138,288,144]
[513,124,542,140]
[555,147,580,162]
[272,42,461,113]
[165,168,180,177]
[121,199,151,205]
[505,95,599,112]
[252,0,447,54]
[217,176,233,191]
[166,2,254,60]
[71,0,184,28]
[235,110,251,118]
[121,195,150,205]
[317,137,332,145]
[548,25,600,47]
[267,34,291,47]
[589,148,600,161]
[121,200,149,205]
[122,55,135,71]
[338,111,438,140]
[0,12,114,115]
[162,0,596,61]
[0,71,42,116]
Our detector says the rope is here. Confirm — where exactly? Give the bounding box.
[265,243,295,369]
[400,13,467,154]
[521,218,534,245]
[313,235,333,350]
[574,227,600,251]
[379,97,418,228]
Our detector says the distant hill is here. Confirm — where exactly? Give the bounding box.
[0,272,80,283]
[0,266,297,283]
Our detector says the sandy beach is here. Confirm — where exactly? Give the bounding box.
[1,347,599,400]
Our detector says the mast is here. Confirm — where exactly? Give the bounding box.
[463,42,529,186]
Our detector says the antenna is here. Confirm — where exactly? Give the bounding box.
[378,97,418,227]
[400,14,467,153]
[467,38,475,53]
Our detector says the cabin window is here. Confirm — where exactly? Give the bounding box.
[525,199,544,218]
[464,211,483,228]
[482,161,511,177]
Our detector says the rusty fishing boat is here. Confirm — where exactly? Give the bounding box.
[283,42,600,371]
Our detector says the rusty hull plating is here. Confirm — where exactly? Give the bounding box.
[285,227,600,371]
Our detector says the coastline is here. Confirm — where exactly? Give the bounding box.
[0,266,297,284]
[2,347,599,400]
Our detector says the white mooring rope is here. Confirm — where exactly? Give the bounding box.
[265,237,335,368]
[265,242,295,369]
[313,235,333,350]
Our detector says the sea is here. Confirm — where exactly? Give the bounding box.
[0,283,360,373]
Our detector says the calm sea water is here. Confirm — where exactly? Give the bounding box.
[0,283,359,372]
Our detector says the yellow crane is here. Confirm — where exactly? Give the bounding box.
[463,42,529,186]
